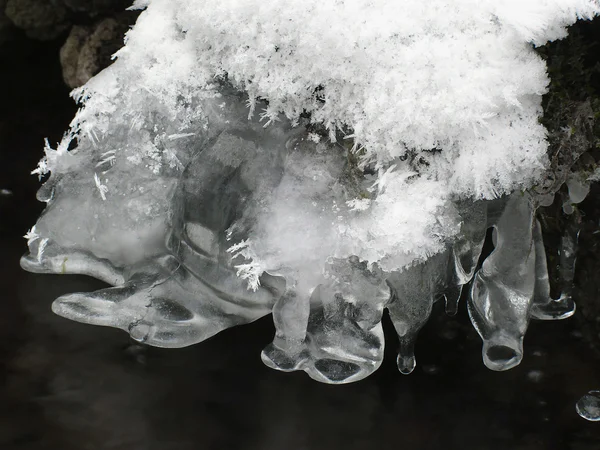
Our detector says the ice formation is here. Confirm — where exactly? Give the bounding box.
[577,391,600,421]
[20,0,600,383]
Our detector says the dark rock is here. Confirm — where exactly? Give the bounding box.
[60,13,132,88]
[0,0,17,45]
[5,0,70,40]
[63,0,132,15]
[535,18,600,354]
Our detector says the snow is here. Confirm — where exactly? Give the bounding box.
[33,0,600,275]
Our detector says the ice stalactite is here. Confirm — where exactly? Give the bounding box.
[468,193,537,371]
[20,91,581,382]
[263,257,390,383]
[530,218,578,321]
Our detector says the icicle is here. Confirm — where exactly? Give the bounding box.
[446,200,488,315]
[264,257,391,384]
[468,191,536,371]
[530,219,577,320]
[387,251,450,374]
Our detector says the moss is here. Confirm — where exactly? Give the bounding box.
[536,20,600,152]
[528,20,600,199]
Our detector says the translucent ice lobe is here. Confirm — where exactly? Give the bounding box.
[563,173,590,214]
[20,238,124,286]
[52,129,290,347]
[20,168,176,283]
[531,220,551,306]
[468,192,536,371]
[446,201,488,315]
[387,251,451,374]
[530,219,576,321]
[44,96,297,347]
[442,285,462,317]
[53,256,276,347]
[305,259,391,383]
[263,258,391,384]
[21,87,258,283]
[261,291,311,372]
[452,201,487,285]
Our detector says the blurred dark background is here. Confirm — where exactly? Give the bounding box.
[2,2,600,449]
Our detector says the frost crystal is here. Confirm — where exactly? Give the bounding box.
[20,0,599,383]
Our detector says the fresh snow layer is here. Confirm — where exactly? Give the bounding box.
[36,0,599,283]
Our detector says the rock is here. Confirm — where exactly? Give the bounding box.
[5,0,70,40]
[60,14,132,88]
[0,0,17,45]
[63,0,132,16]
[59,24,89,88]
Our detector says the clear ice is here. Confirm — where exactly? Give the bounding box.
[576,391,600,421]
[19,0,599,384]
[20,81,582,383]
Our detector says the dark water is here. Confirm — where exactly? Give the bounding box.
[1,33,600,450]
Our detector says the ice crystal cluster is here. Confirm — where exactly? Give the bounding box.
[21,0,599,383]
